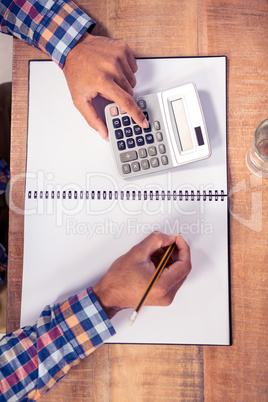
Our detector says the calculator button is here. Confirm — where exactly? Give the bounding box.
[144,124,152,133]
[148,146,157,156]
[115,129,123,139]
[150,157,159,168]
[110,106,119,117]
[143,111,149,121]
[131,118,136,124]
[137,99,146,110]
[117,140,126,151]
[161,155,168,165]
[136,136,145,146]
[119,106,127,114]
[139,148,147,158]
[145,134,154,144]
[122,164,131,174]
[122,116,131,126]
[153,121,160,130]
[113,118,121,128]
[156,132,163,142]
[127,138,135,148]
[131,161,140,172]
[124,127,133,137]
[134,125,142,135]
[158,144,166,154]
[141,159,150,170]
[120,150,138,162]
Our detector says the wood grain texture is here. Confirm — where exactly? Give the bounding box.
[79,0,198,56]
[7,0,268,400]
[109,345,203,401]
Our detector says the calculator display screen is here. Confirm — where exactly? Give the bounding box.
[171,99,193,151]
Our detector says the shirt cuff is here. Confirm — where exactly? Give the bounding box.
[33,0,95,69]
[53,288,115,359]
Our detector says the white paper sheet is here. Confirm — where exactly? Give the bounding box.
[21,57,230,345]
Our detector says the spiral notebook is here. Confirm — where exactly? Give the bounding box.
[21,57,230,345]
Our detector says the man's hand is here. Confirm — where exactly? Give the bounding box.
[63,34,148,139]
[93,232,191,319]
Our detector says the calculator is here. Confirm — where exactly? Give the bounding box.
[105,82,211,179]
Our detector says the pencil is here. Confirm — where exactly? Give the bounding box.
[128,242,177,325]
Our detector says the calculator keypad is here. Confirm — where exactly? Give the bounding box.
[107,100,171,177]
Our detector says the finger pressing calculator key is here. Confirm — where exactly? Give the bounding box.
[105,83,211,179]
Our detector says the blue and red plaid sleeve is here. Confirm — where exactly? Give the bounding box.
[0,288,115,401]
[0,0,96,68]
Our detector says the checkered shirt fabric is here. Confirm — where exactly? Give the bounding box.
[0,288,115,401]
[0,158,9,196]
[0,0,95,68]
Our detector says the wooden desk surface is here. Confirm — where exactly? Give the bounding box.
[8,0,268,400]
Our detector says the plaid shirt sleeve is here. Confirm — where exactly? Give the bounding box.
[0,0,96,68]
[0,288,115,401]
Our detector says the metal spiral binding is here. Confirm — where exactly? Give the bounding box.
[28,190,226,201]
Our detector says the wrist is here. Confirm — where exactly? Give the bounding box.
[77,30,90,44]
[64,32,94,71]
[92,283,120,319]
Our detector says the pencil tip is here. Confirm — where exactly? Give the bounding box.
[128,311,138,325]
